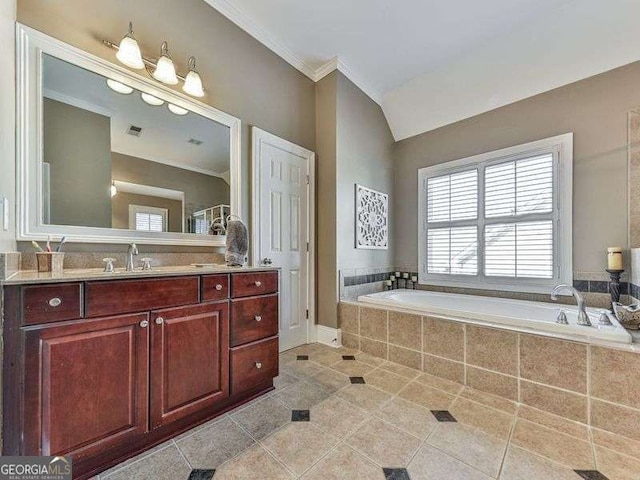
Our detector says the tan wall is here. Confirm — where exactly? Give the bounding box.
[43,98,112,228]
[17,0,315,248]
[111,192,183,233]
[394,61,640,275]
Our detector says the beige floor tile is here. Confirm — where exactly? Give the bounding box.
[459,387,517,414]
[355,352,387,367]
[595,445,640,480]
[510,419,595,469]
[214,444,294,480]
[331,360,376,377]
[272,381,332,410]
[102,443,190,480]
[262,422,339,476]
[520,380,588,423]
[176,417,255,468]
[389,344,423,370]
[397,381,455,410]
[415,372,464,395]
[518,405,590,442]
[231,396,290,440]
[363,368,411,394]
[279,350,299,365]
[337,384,393,412]
[592,428,640,459]
[273,372,299,391]
[407,445,493,480]
[347,417,422,467]
[449,397,514,439]
[310,396,370,439]
[280,360,326,381]
[375,397,438,439]
[310,350,345,367]
[500,445,580,480]
[300,446,385,480]
[427,423,507,477]
[379,361,421,379]
[309,368,351,392]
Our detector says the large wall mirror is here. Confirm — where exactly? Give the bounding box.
[17,24,241,246]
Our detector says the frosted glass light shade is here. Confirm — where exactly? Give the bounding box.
[168,103,189,115]
[140,92,164,106]
[106,79,134,94]
[153,42,178,85]
[116,24,144,70]
[110,182,118,197]
[183,56,205,97]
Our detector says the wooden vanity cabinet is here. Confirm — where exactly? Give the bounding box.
[3,270,279,479]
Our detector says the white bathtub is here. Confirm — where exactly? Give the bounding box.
[357,289,632,345]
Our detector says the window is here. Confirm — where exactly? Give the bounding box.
[128,205,168,232]
[418,133,573,293]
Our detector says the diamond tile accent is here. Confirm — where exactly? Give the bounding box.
[187,469,216,480]
[292,410,310,422]
[350,376,366,384]
[343,355,356,360]
[297,355,309,360]
[431,410,457,422]
[575,471,610,480]
[383,467,411,480]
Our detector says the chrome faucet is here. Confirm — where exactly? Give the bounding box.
[126,243,138,271]
[550,284,591,326]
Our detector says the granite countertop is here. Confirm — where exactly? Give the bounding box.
[2,264,279,285]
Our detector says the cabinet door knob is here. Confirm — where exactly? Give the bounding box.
[255,315,262,322]
[140,320,149,328]
[255,362,262,369]
[48,297,62,307]
[155,317,164,325]
[255,281,262,287]
[215,284,223,291]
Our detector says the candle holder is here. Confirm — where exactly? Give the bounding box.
[606,269,624,307]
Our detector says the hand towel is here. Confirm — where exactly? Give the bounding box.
[225,219,248,266]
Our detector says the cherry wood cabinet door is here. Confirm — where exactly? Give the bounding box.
[150,302,229,428]
[23,313,150,460]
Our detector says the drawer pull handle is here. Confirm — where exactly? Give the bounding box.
[255,315,262,322]
[255,281,262,287]
[155,317,164,325]
[140,320,149,328]
[48,297,62,307]
[215,284,223,291]
[255,362,262,369]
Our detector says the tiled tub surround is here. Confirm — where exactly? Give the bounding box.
[97,342,640,480]
[339,302,640,449]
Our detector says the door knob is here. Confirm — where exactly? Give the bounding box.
[255,362,262,369]
[255,315,262,322]
[215,284,223,291]
[48,297,62,307]
[155,317,164,325]
[255,281,262,287]
[140,320,149,328]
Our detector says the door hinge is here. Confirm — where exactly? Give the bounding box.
[305,309,309,319]
[306,175,310,185]
[306,242,309,252]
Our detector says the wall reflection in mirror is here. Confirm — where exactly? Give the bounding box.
[41,54,230,236]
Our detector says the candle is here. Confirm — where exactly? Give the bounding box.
[395,271,401,277]
[403,272,409,279]
[390,275,396,281]
[385,280,392,286]
[607,247,623,270]
[411,276,417,282]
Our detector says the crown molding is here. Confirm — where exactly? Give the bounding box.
[203,1,383,105]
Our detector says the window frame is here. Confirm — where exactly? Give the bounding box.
[128,205,169,233]
[417,133,573,294]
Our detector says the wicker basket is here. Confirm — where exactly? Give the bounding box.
[612,302,640,330]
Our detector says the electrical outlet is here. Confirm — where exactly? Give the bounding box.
[2,197,8,231]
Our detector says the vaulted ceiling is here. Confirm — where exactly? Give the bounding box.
[204,0,640,141]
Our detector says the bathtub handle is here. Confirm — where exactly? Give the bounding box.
[556,310,568,325]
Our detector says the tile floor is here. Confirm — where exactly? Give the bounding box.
[97,343,640,480]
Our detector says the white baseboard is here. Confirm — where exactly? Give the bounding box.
[316,325,342,348]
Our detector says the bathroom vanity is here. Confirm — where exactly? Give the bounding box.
[2,267,279,479]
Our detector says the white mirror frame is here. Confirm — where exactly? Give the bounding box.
[16,24,241,246]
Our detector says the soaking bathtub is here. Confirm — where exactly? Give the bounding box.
[357,289,633,345]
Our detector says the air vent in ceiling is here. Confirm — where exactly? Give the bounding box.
[188,138,203,146]
[126,125,143,137]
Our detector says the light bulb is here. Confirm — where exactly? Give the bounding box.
[152,41,178,85]
[168,103,189,115]
[141,92,164,106]
[106,79,134,94]
[110,182,118,197]
[115,22,144,70]
[183,56,205,97]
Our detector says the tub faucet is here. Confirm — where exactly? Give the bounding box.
[126,243,138,271]
[550,284,591,326]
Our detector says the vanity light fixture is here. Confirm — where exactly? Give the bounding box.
[168,103,189,116]
[152,41,178,85]
[140,92,165,106]
[115,22,144,70]
[183,56,205,97]
[110,181,118,197]
[106,79,134,95]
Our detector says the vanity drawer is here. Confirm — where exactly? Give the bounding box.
[230,294,278,347]
[85,276,200,317]
[201,274,230,302]
[231,272,278,298]
[23,283,83,325]
[230,336,278,395]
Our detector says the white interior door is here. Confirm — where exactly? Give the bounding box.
[252,128,315,352]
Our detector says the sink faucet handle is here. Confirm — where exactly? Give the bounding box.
[140,258,153,271]
[103,257,116,273]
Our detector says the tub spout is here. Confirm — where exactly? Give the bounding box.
[551,284,591,326]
